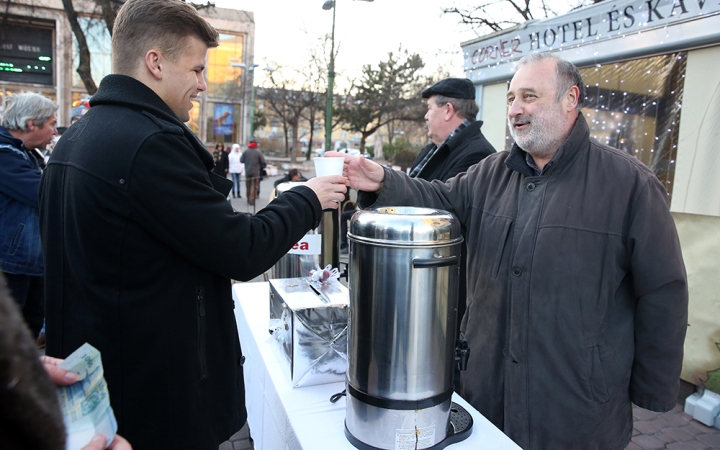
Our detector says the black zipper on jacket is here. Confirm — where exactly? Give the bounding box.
[197,287,208,380]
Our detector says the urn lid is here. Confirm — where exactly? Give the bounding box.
[349,206,462,246]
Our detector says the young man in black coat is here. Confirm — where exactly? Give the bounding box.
[39,1,346,449]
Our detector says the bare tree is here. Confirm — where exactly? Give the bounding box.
[96,0,120,35]
[299,34,334,160]
[60,0,213,95]
[62,0,97,94]
[259,34,336,161]
[442,0,597,37]
[257,68,317,161]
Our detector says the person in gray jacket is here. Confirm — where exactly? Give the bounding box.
[329,52,688,450]
[240,140,265,206]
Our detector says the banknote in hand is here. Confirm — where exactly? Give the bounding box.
[57,343,118,450]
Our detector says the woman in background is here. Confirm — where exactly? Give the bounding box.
[228,144,244,198]
[211,143,228,180]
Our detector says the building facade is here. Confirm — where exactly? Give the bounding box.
[0,0,255,145]
[460,0,720,392]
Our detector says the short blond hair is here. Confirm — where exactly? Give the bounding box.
[112,0,219,75]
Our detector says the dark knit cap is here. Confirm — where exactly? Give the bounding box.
[421,78,475,99]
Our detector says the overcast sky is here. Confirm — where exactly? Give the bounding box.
[214,0,483,85]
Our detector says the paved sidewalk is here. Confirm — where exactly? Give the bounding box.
[220,425,253,450]
[628,401,720,450]
[228,159,316,215]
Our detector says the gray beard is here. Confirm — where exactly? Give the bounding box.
[508,109,568,159]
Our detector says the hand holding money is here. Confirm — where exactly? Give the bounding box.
[41,355,80,384]
[56,343,119,450]
[80,433,132,450]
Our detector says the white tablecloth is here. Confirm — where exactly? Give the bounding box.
[232,281,521,450]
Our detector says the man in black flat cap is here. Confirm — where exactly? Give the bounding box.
[409,78,496,363]
[409,77,496,181]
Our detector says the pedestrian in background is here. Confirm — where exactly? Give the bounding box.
[273,168,306,188]
[0,92,57,342]
[211,142,229,180]
[240,140,265,206]
[228,143,244,198]
[330,52,688,450]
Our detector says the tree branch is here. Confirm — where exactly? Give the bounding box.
[62,0,97,94]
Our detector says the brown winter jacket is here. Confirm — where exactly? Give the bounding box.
[358,114,688,450]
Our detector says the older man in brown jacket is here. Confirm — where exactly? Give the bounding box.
[330,52,688,450]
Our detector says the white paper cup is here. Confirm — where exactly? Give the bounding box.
[313,156,345,177]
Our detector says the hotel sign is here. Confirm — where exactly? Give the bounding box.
[462,0,720,83]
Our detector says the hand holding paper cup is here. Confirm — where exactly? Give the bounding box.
[308,156,347,208]
[313,156,345,177]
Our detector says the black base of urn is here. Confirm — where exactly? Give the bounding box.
[345,402,474,450]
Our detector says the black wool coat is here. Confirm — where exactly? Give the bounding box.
[410,120,496,181]
[410,119,496,326]
[40,75,323,450]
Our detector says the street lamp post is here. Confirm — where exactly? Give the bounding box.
[322,0,373,153]
[322,0,336,154]
[232,62,259,143]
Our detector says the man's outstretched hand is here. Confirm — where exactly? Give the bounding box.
[325,151,385,193]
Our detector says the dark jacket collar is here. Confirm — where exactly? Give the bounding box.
[505,113,589,177]
[442,120,483,152]
[90,75,213,169]
[0,125,26,150]
[91,74,178,121]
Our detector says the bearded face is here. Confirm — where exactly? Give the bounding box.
[508,100,568,159]
[506,59,577,161]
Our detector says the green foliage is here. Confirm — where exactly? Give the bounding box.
[252,109,267,134]
[335,47,427,153]
[704,343,720,393]
[394,148,421,171]
[382,137,410,162]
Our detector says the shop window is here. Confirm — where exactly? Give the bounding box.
[582,53,685,199]
[206,102,241,144]
[505,53,685,200]
[207,33,244,99]
[72,18,112,89]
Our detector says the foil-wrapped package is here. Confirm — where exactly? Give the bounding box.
[269,277,349,388]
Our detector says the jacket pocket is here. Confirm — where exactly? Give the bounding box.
[6,223,26,256]
[588,344,609,403]
[492,219,512,278]
[197,287,208,380]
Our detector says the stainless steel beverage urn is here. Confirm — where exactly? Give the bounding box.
[270,181,339,279]
[345,206,473,449]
